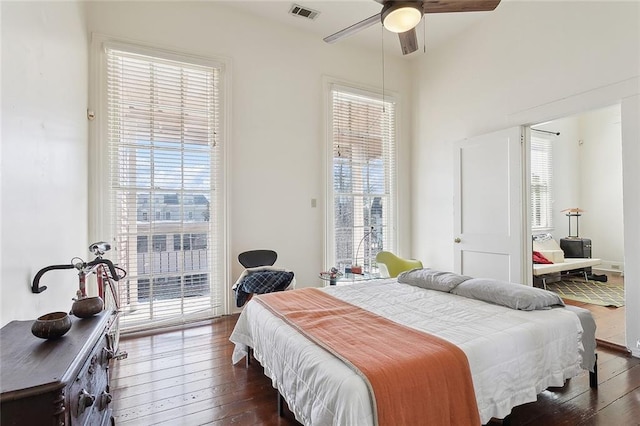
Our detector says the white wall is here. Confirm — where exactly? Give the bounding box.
[533,117,581,240]
[412,1,639,352]
[538,105,624,272]
[578,105,624,270]
[83,1,413,311]
[1,1,89,327]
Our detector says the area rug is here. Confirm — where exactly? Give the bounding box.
[546,279,625,307]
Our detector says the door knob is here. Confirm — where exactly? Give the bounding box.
[454,238,461,243]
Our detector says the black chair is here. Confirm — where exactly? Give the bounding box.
[234,249,293,308]
[238,249,277,268]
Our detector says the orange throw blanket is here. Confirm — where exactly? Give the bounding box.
[255,288,480,426]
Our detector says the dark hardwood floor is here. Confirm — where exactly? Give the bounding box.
[563,271,627,350]
[111,313,640,426]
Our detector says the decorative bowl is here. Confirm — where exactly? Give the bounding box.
[71,296,104,318]
[31,312,72,339]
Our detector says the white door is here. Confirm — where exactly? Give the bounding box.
[453,127,524,283]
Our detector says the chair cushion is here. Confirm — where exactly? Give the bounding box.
[238,250,277,268]
[375,251,423,278]
[532,237,564,263]
[234,269,294,307]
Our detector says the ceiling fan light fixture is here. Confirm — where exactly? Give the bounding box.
[381,2,423,33]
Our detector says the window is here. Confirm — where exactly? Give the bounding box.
[152,235,167,252]
[181,233,207,251]
[531,135,553,230]
[101,43,226,332]
[137,235,148,253]
[327,84,397,272]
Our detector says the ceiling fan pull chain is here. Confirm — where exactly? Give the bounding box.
[423,17,426,53]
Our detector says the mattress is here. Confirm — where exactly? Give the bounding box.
[230,278,592,425]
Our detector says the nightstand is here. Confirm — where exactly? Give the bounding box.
[319,272,381,286]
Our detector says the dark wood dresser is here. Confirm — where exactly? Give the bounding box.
[1,311,115,425]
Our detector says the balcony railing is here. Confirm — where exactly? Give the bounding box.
[137,249,209,275]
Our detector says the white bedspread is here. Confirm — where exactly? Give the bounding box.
[230,279,585,425]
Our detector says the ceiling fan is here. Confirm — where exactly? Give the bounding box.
[324,0,502,55]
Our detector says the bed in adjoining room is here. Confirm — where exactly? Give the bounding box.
[229,269,597,425]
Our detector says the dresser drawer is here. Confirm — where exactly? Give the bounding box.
[1,312,115,426]
[69,336,112,425]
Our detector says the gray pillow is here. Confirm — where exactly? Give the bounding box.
[451,278,565,310]
[397,268,472,292]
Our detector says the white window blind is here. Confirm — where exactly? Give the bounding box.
[329,86,397,272]
[531,135,553,230]
[105,47,224,332]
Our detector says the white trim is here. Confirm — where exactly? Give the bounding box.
[621,93,640,358]
[329,83,397,104]
[509,76,640,354]
[88,33,232,319]
[322,77,332,271]
[522,127,533,285]
[322,76,400,271]
[99,40,226,70]
[91,33,232,70]
[508,76,639,127]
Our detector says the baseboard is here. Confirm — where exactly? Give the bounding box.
[596,339,630,354]
[593,261,624,274]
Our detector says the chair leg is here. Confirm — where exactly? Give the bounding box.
[245,347,252,368]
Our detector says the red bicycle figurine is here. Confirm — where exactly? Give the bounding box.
[32,241,127,359]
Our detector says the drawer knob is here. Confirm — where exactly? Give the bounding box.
[99,391,113,411]
[78,389,95,415]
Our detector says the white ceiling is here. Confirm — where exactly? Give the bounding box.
[222,0,502,58]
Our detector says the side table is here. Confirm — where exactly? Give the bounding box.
[319,272,380,286]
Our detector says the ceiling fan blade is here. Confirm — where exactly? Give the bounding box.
[398,28,419,55]
[324,13,381,44]
[422,0,501,14]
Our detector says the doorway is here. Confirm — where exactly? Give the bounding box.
[529,104,626,349]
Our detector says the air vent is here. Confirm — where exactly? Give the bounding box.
[289,4,320,20]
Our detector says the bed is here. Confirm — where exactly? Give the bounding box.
[230,270,597,425]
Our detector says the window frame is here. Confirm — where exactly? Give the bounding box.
[324,79,398,272]
[530,134,554,231]
[89,35,231,328]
